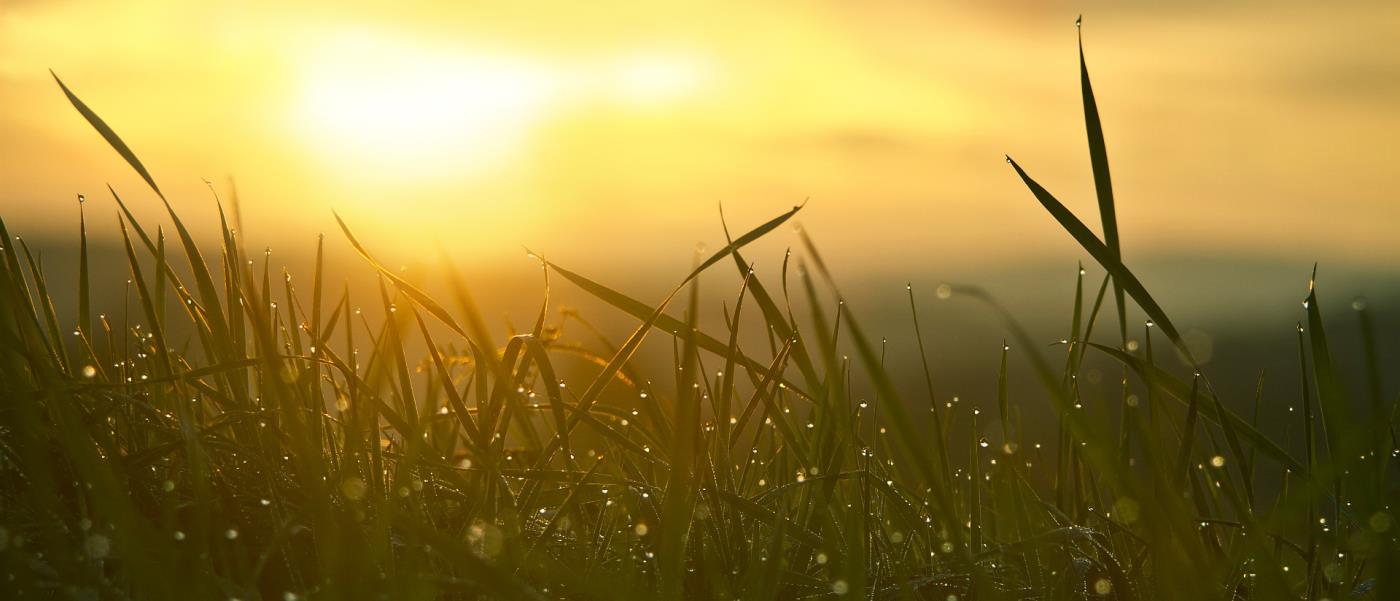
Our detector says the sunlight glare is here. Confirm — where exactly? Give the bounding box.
[613,54,709,105]
[296,32,559,176]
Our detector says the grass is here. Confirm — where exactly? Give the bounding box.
[1,31,1397,600]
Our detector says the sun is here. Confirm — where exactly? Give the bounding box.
[294,32,559,177]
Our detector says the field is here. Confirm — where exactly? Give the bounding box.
[1,44,1396,601]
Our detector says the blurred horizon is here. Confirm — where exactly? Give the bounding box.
[2,0,1398,277]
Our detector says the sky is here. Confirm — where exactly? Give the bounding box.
[1,0,1398,281]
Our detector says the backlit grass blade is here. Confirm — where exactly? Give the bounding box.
[51,72,163,199]
[412,309,485,450]
[1246,371,1265,506]
[908,283,953,492]
[1172,376,1200,489]
[1005,158,1190,361]
[55,78,236,365]
[658,272,702,598]
[1090,342,1302,472]
[16,240,71,374]
[76,200,91,338]
[719,203,820,389]
[998,340,1010,441]
[335,213,470,341]
[1207,366,1252,511]
[1077,19,1128,346]
[717,266,754,484]
[544,260,806,399]
[1302,267,1358,461]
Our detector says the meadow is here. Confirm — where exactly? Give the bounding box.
[0,39,1396,600]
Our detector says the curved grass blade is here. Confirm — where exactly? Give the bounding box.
[59,77,237,387]
[335,213,469,341]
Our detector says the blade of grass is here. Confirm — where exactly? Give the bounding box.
[1077,19,1128,349]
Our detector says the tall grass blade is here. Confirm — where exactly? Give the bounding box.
[1077,19,1128,347]
[1005,158,1191,363]
[51,73,163,198]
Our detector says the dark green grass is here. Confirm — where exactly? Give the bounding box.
[1,27,1397,600]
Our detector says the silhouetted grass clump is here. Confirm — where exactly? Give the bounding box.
[1,29,1396,600]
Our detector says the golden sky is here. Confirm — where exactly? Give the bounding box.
[2,1,1397,275]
